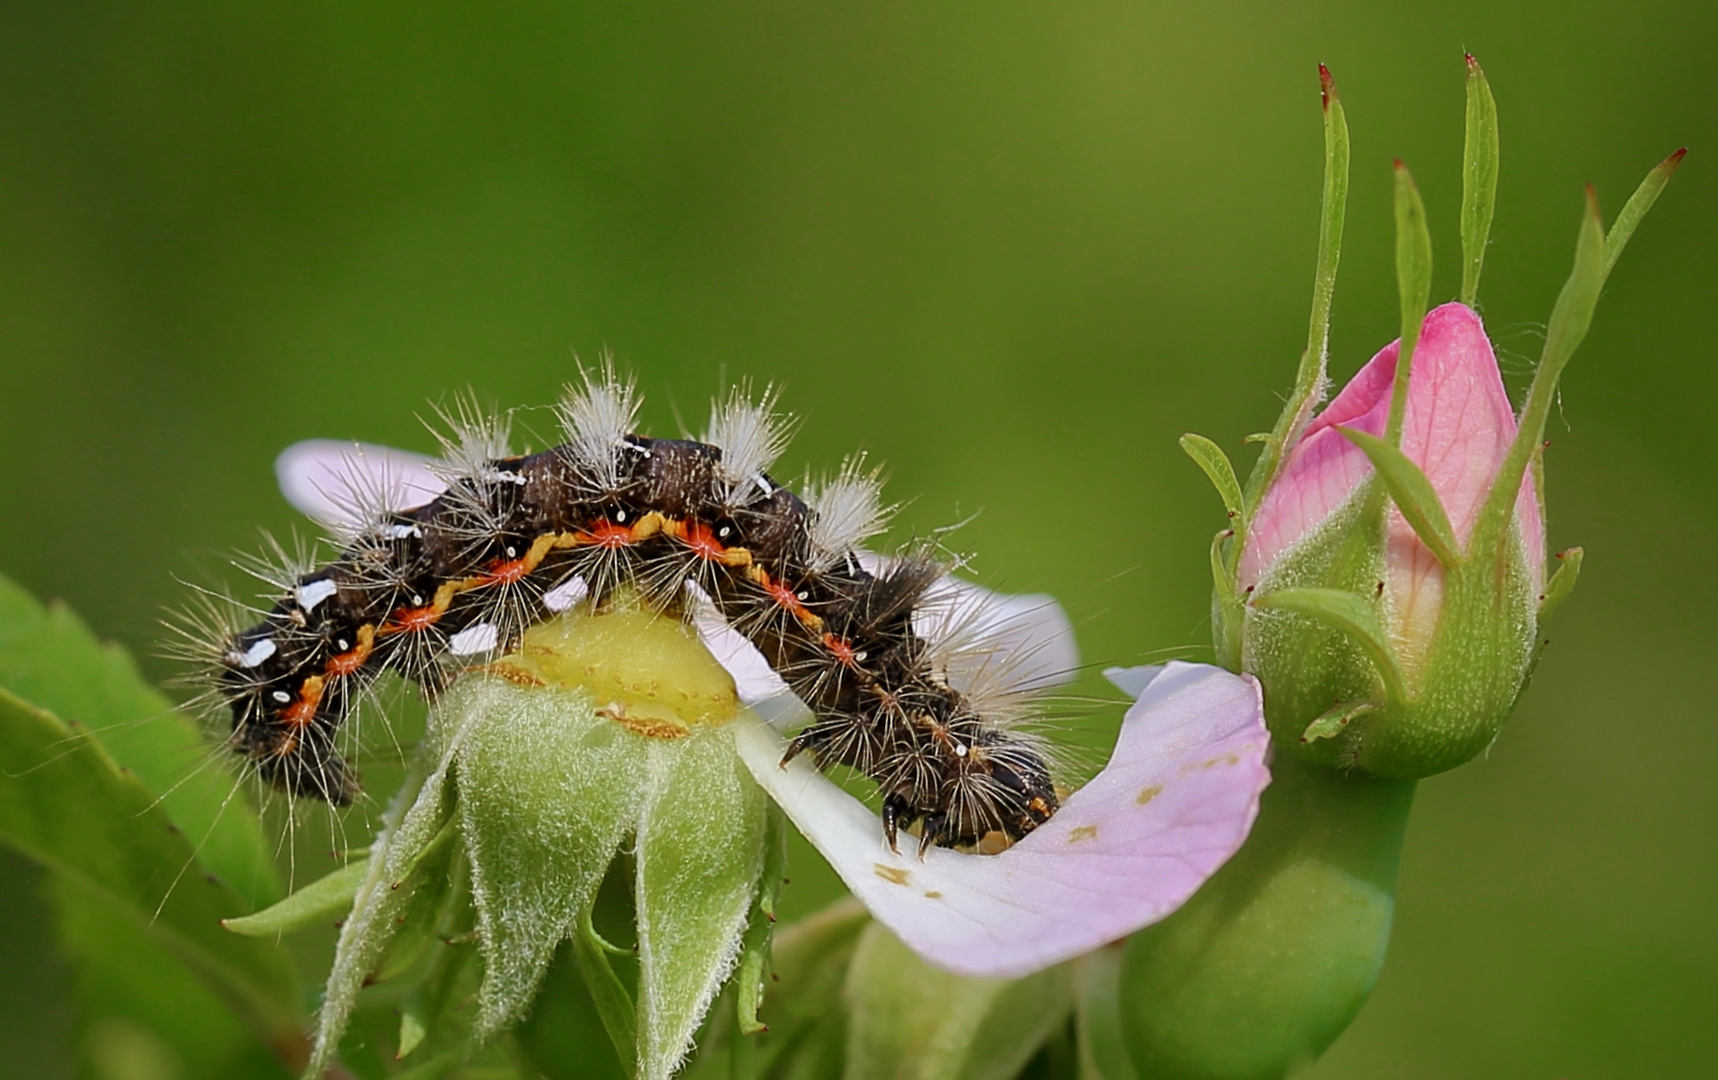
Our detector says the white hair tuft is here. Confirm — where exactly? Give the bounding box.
[805,455,892,572]
[557,358,639,493]
[703,384,792,494]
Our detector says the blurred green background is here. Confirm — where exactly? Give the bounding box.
[1,1,1712,1077]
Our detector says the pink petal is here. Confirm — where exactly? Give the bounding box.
[275,439,446,530]
[736,662,1270,979]
[1241,304,1543,621]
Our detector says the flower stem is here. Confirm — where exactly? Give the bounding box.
[1118,751,1415,1080]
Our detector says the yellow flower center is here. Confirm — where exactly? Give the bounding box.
[483,602,741,738]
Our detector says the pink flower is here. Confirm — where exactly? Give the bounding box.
[1235,302,1555,776]
[1243,302,1543,670]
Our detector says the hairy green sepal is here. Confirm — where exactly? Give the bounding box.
[300,603,773,1080]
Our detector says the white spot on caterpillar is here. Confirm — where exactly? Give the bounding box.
[449,623,500,656]
[752,473,774,497]
[382,523,422,540]
[296,579,339,612]
[271,690,293,704]
[487,469,527,485]
[231,638,277,669]
[543,576,590,612]
[954,743,968,758]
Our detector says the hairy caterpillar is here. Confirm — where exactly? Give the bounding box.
[189,372,1060,853]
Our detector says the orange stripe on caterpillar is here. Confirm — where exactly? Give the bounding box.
[821,633,863,670]
[281,674,326,727]
[325,624,375,676]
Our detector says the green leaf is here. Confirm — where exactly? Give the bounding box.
[1180,434,1246,528]
[1476,186,1608,555]
[1249,588,1407,703]
[1459,54,1501,306]
[49,877,296,1080]
[1301,700,1375,745]
[1604,148,1686,282]
[221,858,370,938]
[1243,63,1349,515]
[1336,427,1461,567]
[1539,546,1584,621]
[1387,160,1433,446]
[0,684,301,1035]
[844,922,1075,1080]
[0,573,280,908]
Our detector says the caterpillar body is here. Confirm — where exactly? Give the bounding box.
[196,375,1060,853]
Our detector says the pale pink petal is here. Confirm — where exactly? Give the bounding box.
[736,662,1270,979]
[275,439,447,531]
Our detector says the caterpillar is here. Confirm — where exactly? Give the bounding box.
[190,371,1060,853]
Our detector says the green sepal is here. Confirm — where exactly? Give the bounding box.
[574,904,639,1078]
[1243,64,1350,513]
[844,923,1076,1080]
[1475,185,1607,557]
[1301,700,1375,745]
[1250,587,1407,703]
[736,806,789,1036]
[632,725,769,1080]
[1539,546,1584,621]
[452,675,647,1041]
[1604,148,1686,282]
[1337,427,1461,567]
[1180,434,1246,529]
[1210,530,1243,672]
[1074,949,1139,1080]
[1119,755,1415,1079]
[221,858,371,938]
[397,931,476,1061]
[1387,160,1433,445]
[1459,54,1501,306]
[375,817,466,983]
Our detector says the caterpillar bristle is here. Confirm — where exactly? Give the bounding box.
[183,371,1064,850]
[556,359,639,495]
[703,383,792,499]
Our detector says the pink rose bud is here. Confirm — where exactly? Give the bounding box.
[1234,302,1554,777]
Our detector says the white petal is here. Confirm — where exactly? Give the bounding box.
[918,578,1080,696]
[275,439,446,531]
[736,661,1270,979]
[1104,664,1166,699]
[856,552,1080,696]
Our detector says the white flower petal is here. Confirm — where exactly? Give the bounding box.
[1104,664,1166,699]
[736,661,1270,979]
[275,439,446,530]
